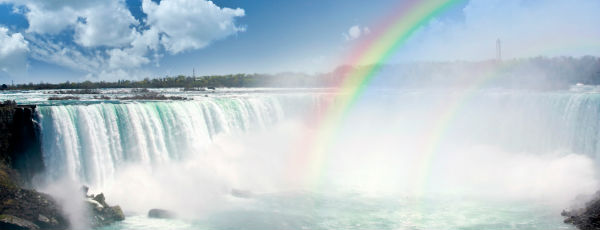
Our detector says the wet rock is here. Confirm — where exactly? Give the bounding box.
[0,102,43,183]
[231,189,254,198]
[0,102,126,229]
[0,214,40,230]
[86,199,103,212]
[87,193,126,227]
[562,192,600,230]
[37,214,58,226]
[92,193,108,207]
[81,186,92,198]
[148,209,177,219]
[0,171,69,230]
[110,206,125,221]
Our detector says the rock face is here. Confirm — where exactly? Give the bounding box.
[148,209,176,219]
[86,192,125,227]
[0,167,69,230]
[0,214,40,230]
[562,193,600,230]
[0,101,126,229]
[0,101,68,230]
[0,101,44,183]
[0,175,127,230]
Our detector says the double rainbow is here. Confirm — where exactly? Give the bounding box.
[296,0,469,191]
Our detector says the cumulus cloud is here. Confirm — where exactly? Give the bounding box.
[107,48,150,69]
[21,4,79,34]
[0,27,29,76]
[343,25,370,41]
[142,0,246,54]
[397,0,600,61]
[9,0,139,47]
[10,0,114,36]
[73,2,139,47]
[0,0,245,79]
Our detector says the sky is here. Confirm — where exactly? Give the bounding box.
[0,0,598,83]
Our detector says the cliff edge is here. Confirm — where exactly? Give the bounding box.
[0,100,125,229]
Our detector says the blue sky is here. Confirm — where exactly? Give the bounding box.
[0,0,598,83]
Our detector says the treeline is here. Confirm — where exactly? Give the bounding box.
[7,73,331,90]
[4,56,600,90]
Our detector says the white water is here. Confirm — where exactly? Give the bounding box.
[9,88,600,229]
[37,97,288,186]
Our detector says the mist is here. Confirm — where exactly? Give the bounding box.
[36,177,90,229]
[43,88,596,224]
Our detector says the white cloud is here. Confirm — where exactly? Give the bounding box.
[8,0,107,35]
[73,1,139,47]
[22,4,78,34]
[0,27,29,76]
[7,0,137,47]
[396,0,600,61]
[27,36,103,73]
[142,0,246,54]
[0,0,246,79]
[107,48,150,69]
[343,25,370,41]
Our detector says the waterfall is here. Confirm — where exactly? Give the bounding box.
[36,90,600,190]
[37,96,291,187]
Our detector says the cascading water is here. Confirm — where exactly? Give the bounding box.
[37,96,292,187]
[21,89,600,229]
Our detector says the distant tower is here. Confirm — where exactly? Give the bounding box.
[496,39,502,61]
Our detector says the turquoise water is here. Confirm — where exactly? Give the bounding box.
[99,193,572,230]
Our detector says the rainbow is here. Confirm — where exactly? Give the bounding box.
[290,0,599,199]
[293,0,470,190]
[412,62,505,196]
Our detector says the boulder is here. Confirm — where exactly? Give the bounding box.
[92,193,108,207]
[148,209,176,219]
[87,193,126,227]
[110,206,125,221]
[85,199,103,212]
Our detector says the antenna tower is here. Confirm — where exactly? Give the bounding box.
[496,39,502,61]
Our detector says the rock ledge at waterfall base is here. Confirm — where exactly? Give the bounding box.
[563,192,600,230]
[0,166,126,229]
[0,164,68,230]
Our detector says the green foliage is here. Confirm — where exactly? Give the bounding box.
[8,73,327,90]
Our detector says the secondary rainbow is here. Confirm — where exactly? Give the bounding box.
[296,0,467,188]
